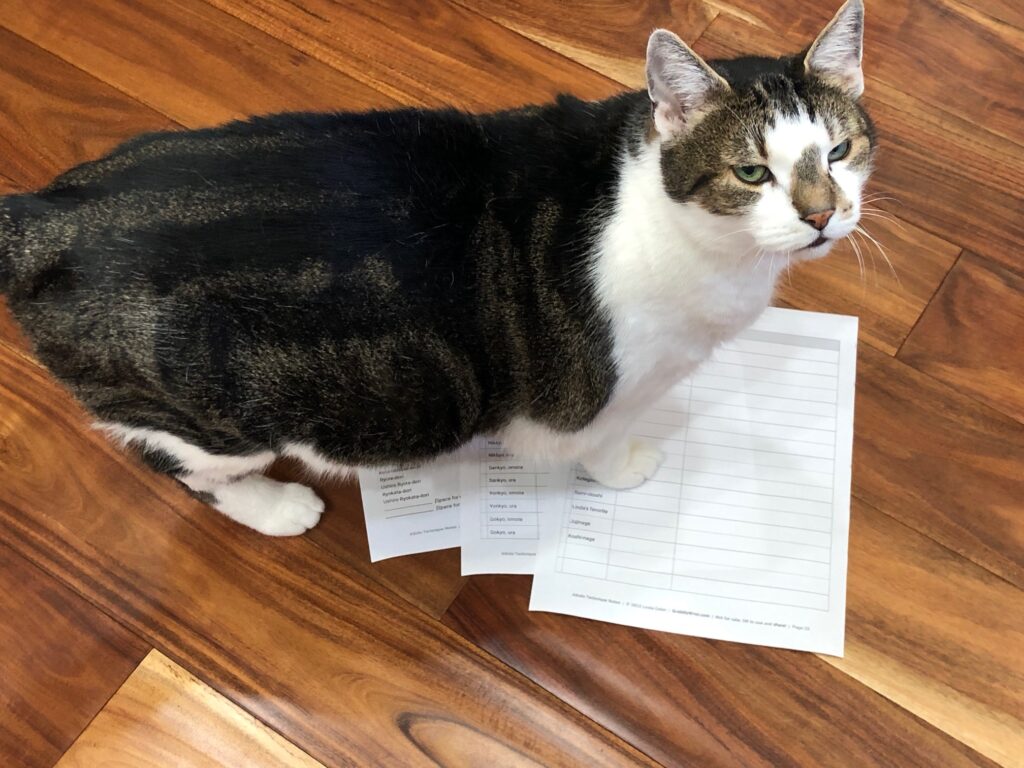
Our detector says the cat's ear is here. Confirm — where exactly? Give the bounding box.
[646,29,730,139]
[804,0,865,98]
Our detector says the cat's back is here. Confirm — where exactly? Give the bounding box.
[0,107,500,331]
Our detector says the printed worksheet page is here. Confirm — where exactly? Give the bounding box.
[458,437,572,574]
[358,461,461,561]
[530,307,858,655]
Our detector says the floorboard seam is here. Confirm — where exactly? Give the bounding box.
[0,22,185,137]
[894,249,965,358]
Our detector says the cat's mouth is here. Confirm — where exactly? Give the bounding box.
[806,235,829,249]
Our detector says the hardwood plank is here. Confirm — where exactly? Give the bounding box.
[206,0,624,109]
[0,27,175,189]
[453,0,716,85]
[0,344,657,768]
[712,0,1024,146]
[830,502,1023,767]
[956,0,1024,28]
[899,253,1024,423]
[692,10,1024,288]
[56,650,325,767]
[862,91,1023,276]
[270,460,466,620]
[775,213,962,355]
[0,179,27,355]
[443,571,999,768]
[0,299,30,354]
[0,0,395,129]
[853,344,1024,587]
[0,543,148,768]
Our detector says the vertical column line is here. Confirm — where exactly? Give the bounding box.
[671,380,694,592]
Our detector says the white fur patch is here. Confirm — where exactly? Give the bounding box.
[96,422,275,486]
[501,137,786,471]
[212,474,323,536]
[282,441,356,481]
[97,421,323,535]
[764,117,832,188]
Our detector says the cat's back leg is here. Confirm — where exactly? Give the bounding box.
[99,423,324,536]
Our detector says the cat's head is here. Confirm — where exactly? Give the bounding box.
[644,0,874,260]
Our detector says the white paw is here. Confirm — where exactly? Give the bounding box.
[586,440,664,489]
[260,482,325,536]
[212,475,325,536]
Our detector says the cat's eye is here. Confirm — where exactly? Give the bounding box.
[733,165,771,184]
[828,139,851,162]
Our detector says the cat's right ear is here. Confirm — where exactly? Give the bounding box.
[646,29,730,139]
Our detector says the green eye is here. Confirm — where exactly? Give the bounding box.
[733,165,771,184]
[828,139,851,162]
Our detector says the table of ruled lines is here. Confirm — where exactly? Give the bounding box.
[555,328,841,612]
[479,438,550,540]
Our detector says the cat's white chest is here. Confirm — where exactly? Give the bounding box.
[593,142,779,412]
[605,252,776,409]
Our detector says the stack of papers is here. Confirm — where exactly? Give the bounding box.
[358,308,857,655]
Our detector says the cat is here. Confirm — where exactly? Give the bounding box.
[0,1,874,536]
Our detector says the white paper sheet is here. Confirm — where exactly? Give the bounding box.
[529,307,858,656]
[458,437,571,574]
[357,462,460,561]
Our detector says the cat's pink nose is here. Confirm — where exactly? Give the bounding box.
[803,209,835,230]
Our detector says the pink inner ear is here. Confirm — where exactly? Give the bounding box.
[653,101,686,137]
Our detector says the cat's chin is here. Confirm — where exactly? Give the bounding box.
[792,238,837,261]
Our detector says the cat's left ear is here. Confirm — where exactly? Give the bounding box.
[804,0,865,98]
[646,29,730,139]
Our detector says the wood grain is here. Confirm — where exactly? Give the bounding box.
[206,0,624,109]
[899,253,1024,423]
[56,650,325,767]
[0,343,657,768]
[0,299,30,355]
[0,0,395,128]
[443,572,999,768]
[0,173,28,354]
[863,90,1024,276]
[853,344,1024,587]
[959,0,1024,28]
[774,211,962,355]
[453,0,716,85]
[0,26,175,189]
[0,543,148,768]
[833,502,1024,767]
[271,460,466,619]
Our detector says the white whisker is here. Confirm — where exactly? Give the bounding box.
[861,193,902,205]
[700,226,760,247]
[856,224,900,285]
[753,247,767,271]
[848,232,866,292]
[858,210,906,230]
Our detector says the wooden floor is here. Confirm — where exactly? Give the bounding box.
[0,1,1021,766]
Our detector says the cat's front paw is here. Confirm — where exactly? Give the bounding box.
[584,440,664,489]
[211,475,325,536]
[264,483,325,536]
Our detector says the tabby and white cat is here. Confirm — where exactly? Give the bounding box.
[0,1,874,535]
